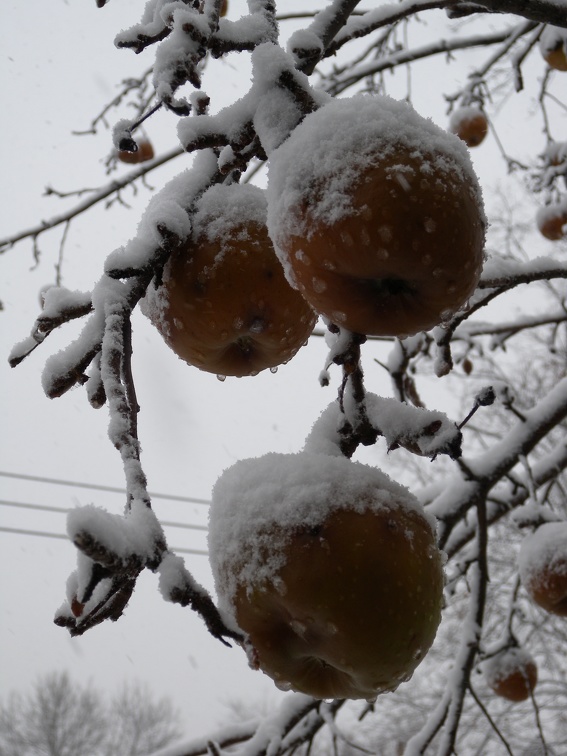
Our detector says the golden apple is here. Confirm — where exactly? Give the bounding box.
[210,452,444,700]
[519,522,567,616]
[268,95,485,338]
[143,184,317,377]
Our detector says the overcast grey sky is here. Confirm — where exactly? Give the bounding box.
[1,0,564,740]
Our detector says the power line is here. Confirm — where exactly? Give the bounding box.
[0,470,211,506]
[0,499,207,532]
[0,525,207,556]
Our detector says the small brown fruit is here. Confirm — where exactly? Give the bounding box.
[117,138,155,164]
[143,184,317,377]
[268,95,485,338]
[210,453,444,700]
[536,202,567,241]
[540,26,567,72]
[519,522,567,616]
[482,647,538,702]
[449,107,488,148]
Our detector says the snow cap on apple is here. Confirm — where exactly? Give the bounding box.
[267,94,486,338]
[209,452,445,700]
[518,521,567,616]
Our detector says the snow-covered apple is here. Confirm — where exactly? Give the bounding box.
[209,452,444,700]
[540,26,567,72]
[481,647,538,702]
[449,106,488,147]
[267,95,486,338]
[117,138,155,164]
[536,200,567,241]
[143,184,317,377]
[518,522,567,616]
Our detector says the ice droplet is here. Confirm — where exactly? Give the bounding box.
[275,680,293,692]
[270,366,278,374]
[216,374,226,382]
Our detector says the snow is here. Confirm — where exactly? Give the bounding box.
[539,24,567,55]
[141,181,269,329]
[66,501,163,562]
[266,93,484,288]
[518,522,567,587]
[208,451,436,618]
[104,152,217,275]
[304,394,461,459]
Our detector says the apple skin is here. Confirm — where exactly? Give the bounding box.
[117,139,154,164]
[268,96,485,339]
[482,647,538,702]
[210,453,444,700]
[450,108,488,148]
[519,522,567,617]
[234,508,443,699]
[145,185,317,377]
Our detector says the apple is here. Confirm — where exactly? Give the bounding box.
[220,0,228,17]
[449,106,488,148]
[209,452,444,700]
[518,521,567,616]
[117,138,155,164]
[536,202,567,241]
[481,647,538,702]
[143,184,317,377]
[267,95,486,338]
[540,26,567,72]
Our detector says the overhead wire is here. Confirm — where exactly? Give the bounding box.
[0,474,209,554]
[0,470,211,506]
[0,498,208,531]
[0,525,207,556]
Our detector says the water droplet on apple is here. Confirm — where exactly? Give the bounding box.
[340,230,354,248]
[275,680,293,692]
[270,366,278,374]
[422,254,432,266]
[312,277,327,293]
[290,620,307,638]
[216,374,226,382]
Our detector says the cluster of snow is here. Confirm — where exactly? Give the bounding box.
[539,24,567,56]
[208,451,436,617]
[266,93,485,288]
[304,394,460,459]
[105,151,219,276]
[67,501,163,563]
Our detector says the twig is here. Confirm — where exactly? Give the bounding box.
[0,147,184,253]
